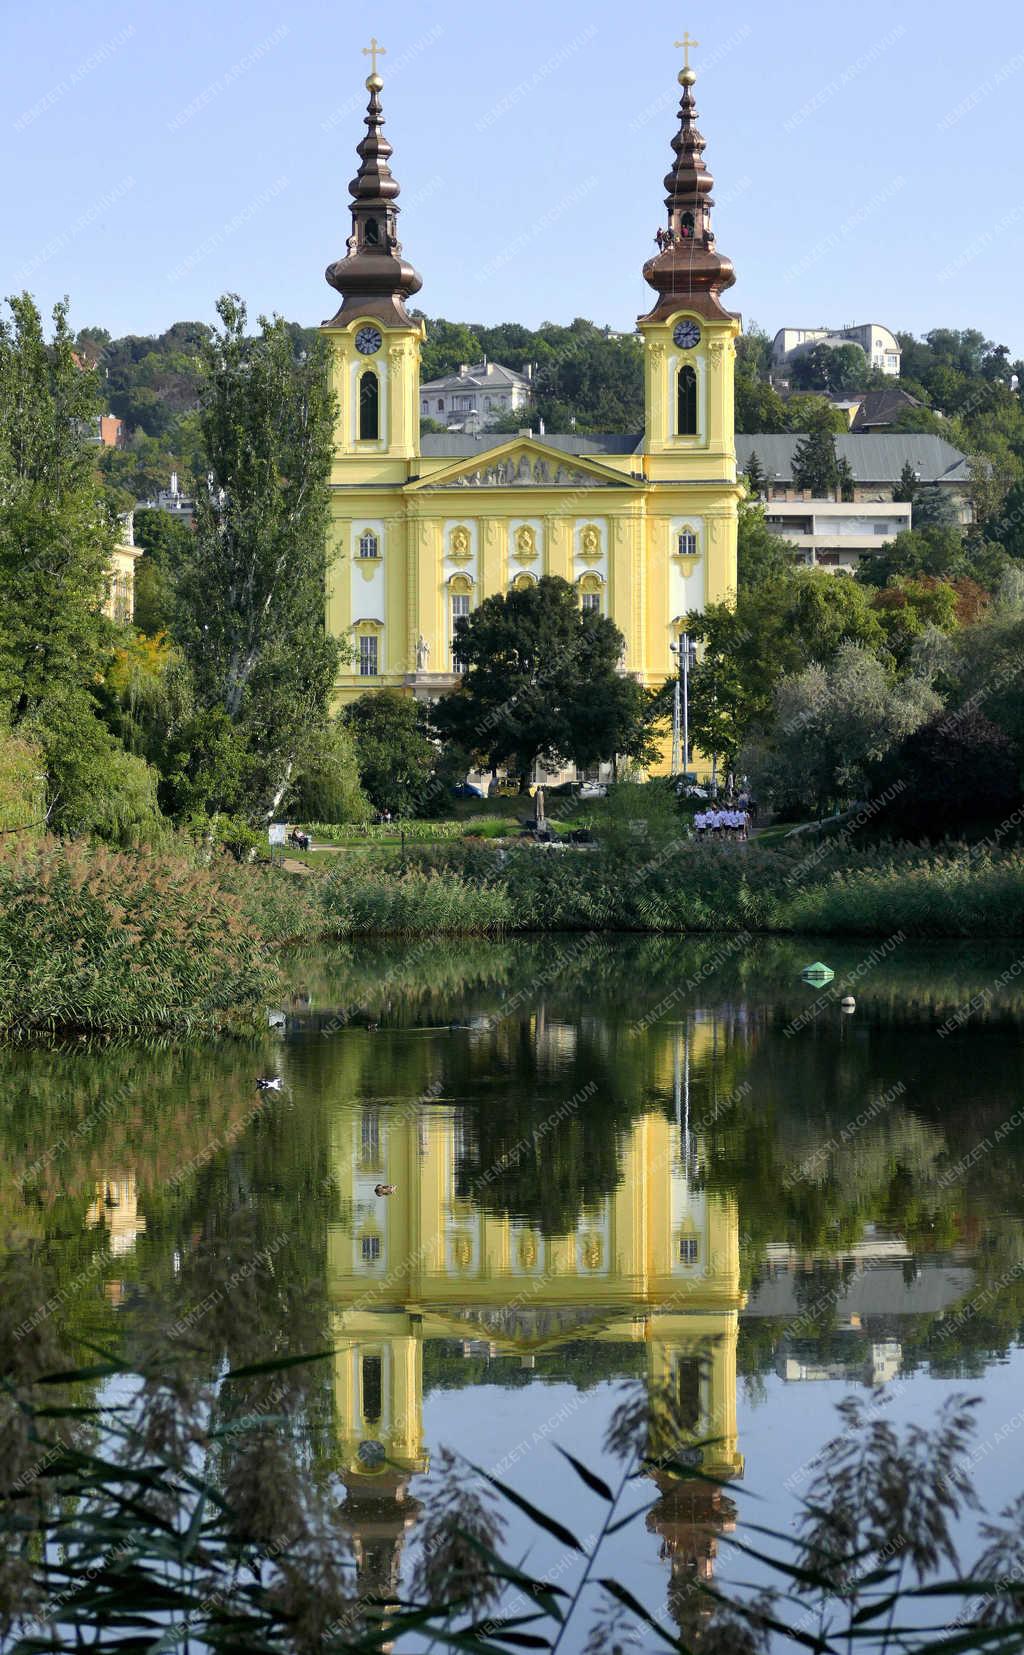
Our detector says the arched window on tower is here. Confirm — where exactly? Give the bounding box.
[364,217,380,245]
[359,370,379,440]
[680,210,695,239]
[677,365,697,437]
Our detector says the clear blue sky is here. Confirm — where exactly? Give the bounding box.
[3,0,1022,352]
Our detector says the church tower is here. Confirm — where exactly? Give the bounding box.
[322,42,423,464]
[638,40,740,474]
[319,41,741,771]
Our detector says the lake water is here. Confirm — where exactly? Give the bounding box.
[5,934,1024,1649]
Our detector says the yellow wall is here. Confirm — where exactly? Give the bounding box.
[323,304,740,775]
[328,1107,744,1484]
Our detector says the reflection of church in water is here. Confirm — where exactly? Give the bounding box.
[329,1099,744,1617]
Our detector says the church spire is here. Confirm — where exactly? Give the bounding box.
[324,46,423,327]
[638,47,737,326]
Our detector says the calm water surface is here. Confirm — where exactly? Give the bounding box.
[5,934,1024,1648]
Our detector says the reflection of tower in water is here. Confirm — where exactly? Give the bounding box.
[328,1101,744,1618]
[332,1313,427,1619]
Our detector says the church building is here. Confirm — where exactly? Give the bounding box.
[321,41,741,768]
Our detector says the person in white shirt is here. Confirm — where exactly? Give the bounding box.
[693,809,707,840]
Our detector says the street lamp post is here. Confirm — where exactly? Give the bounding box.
[670,633,697,779]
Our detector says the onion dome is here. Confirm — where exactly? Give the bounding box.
[324,64,423,327]
[639,66,737,325]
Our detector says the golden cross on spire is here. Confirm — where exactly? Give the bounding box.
[674,31,699,69]
[362,36,387,75]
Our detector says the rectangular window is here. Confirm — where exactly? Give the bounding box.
[452,594,470,670]
[679,1236,699,1265]
[677,530,697,557]
[676,1358,702,1432]
[359,635,378,677]
[581,592,600,614]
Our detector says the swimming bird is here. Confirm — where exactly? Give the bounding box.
[374,1183,397,1197]
[256,1077,283,1091]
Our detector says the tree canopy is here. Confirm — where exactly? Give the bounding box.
[173,296,339,822]
[431,576,656,789]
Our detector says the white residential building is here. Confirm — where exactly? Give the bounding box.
[738,432,972,574]
[762,499,912,572]
[772,322,902,378]
[419,359,532,431]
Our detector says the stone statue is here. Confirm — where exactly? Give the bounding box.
[416,634,429,671]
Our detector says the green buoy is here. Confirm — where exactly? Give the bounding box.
[801,961,834,985]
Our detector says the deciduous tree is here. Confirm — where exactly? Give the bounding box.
[431,576,655,789]
[175,295,339,821]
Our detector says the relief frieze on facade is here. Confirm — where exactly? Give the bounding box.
[423,452,611,490]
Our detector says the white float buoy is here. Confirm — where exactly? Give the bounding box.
[840,995,856,1011]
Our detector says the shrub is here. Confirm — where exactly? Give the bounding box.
[318,865,512,937]
[304,819,466,843]
[781,849,1024,937]
[0,839,278,1036]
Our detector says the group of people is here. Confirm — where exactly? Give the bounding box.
[693,804,750,842]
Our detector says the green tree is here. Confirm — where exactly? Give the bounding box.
[743,644,940,817]
[784,394,848,434]
[685,571,884,766]
[174,295,339,822]
[893,460,919,503]
[344,691,436,816]
[913,483,959,530]
[791,417,840,496]
[131,507,192,634]
[0,295,113,723]
[0,296,165,841]
[867,705,1019,838]
[737,499,795,591]
[986,478,1024,559]
[790,342,868,395]
[291,715,369,822]
[857,525,968,588]
[743,450,768,500]
[837,455,855,502]
[735,377,788,433]
[431,576,654,790]
[948,607,1024,763]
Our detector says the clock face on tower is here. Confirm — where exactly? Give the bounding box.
[673,320,702,350]
[355,326,383,355]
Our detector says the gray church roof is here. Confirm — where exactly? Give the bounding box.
[418,432,970,483]
[736,433,970,484]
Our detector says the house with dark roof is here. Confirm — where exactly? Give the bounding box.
[848,387,923,432]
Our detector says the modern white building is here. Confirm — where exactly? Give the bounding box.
[772,322,902,378]
[738,432,972,574]
[419,358,532,431]
[762,499,912,572]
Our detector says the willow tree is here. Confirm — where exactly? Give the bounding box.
[176,295,339,821]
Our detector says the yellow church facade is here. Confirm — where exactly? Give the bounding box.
[325,1101,744,1608]
[320,48,741,768]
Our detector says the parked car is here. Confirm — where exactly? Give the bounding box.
[451,782,485,799]
[578,782,607,799]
